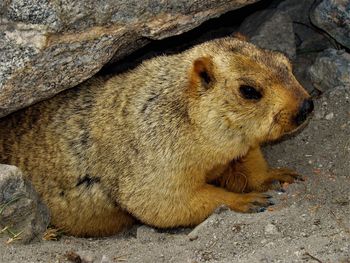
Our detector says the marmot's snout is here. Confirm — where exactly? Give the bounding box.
[294,99,314,126]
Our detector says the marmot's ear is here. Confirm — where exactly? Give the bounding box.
[233,32,249,42]
[191,56,215,90]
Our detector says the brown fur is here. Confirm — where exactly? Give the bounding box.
[0,37,311,237]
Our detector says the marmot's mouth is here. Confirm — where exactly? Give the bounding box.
[265,113,313,144]
[285,115,312,136]
[266,112,311,142]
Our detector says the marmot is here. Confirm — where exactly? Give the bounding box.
[0,37,313,237]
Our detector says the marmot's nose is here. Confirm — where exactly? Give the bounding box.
[294,99,314,126]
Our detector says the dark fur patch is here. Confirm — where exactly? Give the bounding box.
[79,128,89,146]
[76,174,101,187]
[122,106,129,116]
[237,77,260,89]
[229,46,242,53]
[199,70,211,86]
[141,93,160,113]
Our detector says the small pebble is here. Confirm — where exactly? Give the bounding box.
[100,255,113,263]
[325,112,334,120]
[136,225,158,243]
[300,232,308,237]
[264,223,279,235]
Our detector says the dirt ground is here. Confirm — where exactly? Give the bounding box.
[1,77,349,263]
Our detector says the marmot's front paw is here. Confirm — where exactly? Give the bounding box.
[263,168,304,192]
[232,192,274,213]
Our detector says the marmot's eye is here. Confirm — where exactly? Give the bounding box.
[239,85,262,100]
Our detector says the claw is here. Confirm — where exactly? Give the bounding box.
[241,192,275,213]
[268,200,275,206]
[262,194,273,198]
[257,207,267,213]
[295,175,305,181]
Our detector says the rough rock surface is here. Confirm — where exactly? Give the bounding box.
[0,0,259,118]
[276,0,333,53]
[269,0,334,96]
[239,9,296,58]
[0,164,50,243]
[276,0,315,24]
[309,48,350,92]
[310,0,350,49]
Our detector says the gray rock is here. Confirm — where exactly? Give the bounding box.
[276,0,315,24]
[310,0,350,49]
[0,164,50,243]
[270,0,333,96]
[292,53,319,94]
[239,9,296,58]
[276,0,333,53]
[309,48,350,92]
[0,0,260,118]
[293,23,333,53]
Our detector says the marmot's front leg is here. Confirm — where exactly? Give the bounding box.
[214,147,302,193]
[120,183,273,229]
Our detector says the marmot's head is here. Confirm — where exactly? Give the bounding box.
[187,37,313,148]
